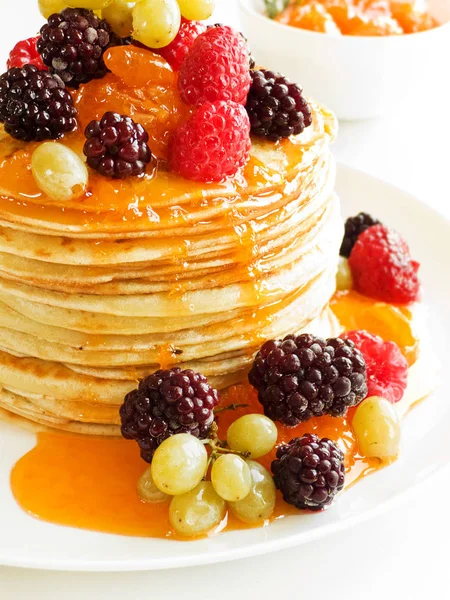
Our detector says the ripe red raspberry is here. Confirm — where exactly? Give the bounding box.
[349,224,420,304]
[7,37,47,70]
[169,100,251,182]
[344,330,408,404]
[178,25,251,105]
[158,18,207,71]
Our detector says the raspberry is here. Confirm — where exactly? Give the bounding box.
[344,330,408,404]
[272,434,345,511]
[7,37,47,71]
[349,224,420,304]
[340,212,381,258]
[0,65,77,142]
[207,24,256,68]
[178,25,251,105]
[249,334,368,426]
[158,18,207,71]
[120,368,220,462]
[245,69,312,141]
[169,100,251,182]
[37,8,119,87]
[83,111,151,179]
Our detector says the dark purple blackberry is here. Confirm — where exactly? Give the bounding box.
[340,212,381,258]
[0,64,77,141]
[249,333,367,426]
[245,69,312,141]
[120,368,220,462]
[272,434,345,511]
[37,8,119,87]
[83,111,151,179]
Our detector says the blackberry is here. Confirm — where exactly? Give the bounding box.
[340,212,381,258]
[83,111,151,179]
[37,8,119,87]
[0,65,77,142]
[249,333,368,426]
[272,434,345,511]
[245,69,312,141]
[120,368,220,462]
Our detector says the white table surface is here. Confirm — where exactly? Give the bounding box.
[1,2,450,598]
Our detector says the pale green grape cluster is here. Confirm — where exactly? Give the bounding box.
[138,466,170,503]
[139,411,279,537]
[352,396,401,460]
[132,0,181,48]
[39,0,217,50]
[67,0,113,8]
[38,0,69,18]
[31,143,88,202]
[169,482,226,537]
[177,0,215,20]
[227,414,278,458]
[211,454,252,502]
[102,0,136,37]
[336,256,353,291]
[229,461,276,524]
[151,433,208,495]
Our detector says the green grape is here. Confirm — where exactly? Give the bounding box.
[211,454,252,502]
[227,414,277,459]
[38,0,69,18]
[133,0,181,49]
[102,0,135,37]
[229,460,276,524]
[67,0,113,8]
[336,257,353,291]
[31,143,88,202]
[137,466,170,503]
[151,433,208,496]
[352,396,401,460]
[169,482,226,537]
[177,0,215,20]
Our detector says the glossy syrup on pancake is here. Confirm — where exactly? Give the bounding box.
[9,291,429,538]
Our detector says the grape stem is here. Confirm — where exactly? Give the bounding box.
[202,422,251,478]
[214,403,249,414]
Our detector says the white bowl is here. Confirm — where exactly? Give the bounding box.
[239,0,450,120]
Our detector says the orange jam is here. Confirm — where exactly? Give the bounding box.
[10,289,419,540]
[274,0,439,35]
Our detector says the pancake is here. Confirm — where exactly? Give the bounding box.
[0,100,341,434]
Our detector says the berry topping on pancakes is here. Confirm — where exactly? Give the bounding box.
[0,65,77,141]
[83,111,151,178]
[7,37,47,70]
[37,8,119,87]
[158,18,207,70]
[178,25,251,105]
[245,69,313,141]
[169,100,251,182]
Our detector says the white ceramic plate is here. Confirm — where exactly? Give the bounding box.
[0,163,448,572]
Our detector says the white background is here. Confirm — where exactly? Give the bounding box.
[1,1,450,598]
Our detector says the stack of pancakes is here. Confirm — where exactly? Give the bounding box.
[0,102,341,435]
